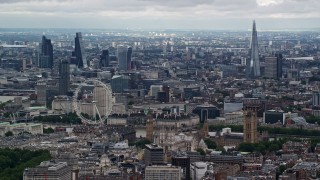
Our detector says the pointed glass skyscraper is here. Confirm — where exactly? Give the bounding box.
[247,20,260,78]
[74,32,87,68]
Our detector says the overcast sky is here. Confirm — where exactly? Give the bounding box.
[0,0,319,30]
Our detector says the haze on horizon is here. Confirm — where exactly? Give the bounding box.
[0,0,319,30]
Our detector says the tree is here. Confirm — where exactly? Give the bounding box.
[5,131,13,137]
[33,112,82,125]
[279,165,286,174]
[196,148,206,155]
[3,112,11,118]
[135,139,151,149]
[0,148,51,179]
[80,113,90,119]
[238,143,255,152]
[43,127,54,134]
[204,139,217,149]
[128,101,134,106]
[268,144,280,152]
[256,144,266,154]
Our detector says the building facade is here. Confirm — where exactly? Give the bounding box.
[0,122,43,136]
[265,54,282,79]
[117,45,132,71]
[23,161,71,180]
[144,144,164,166]
[59,59,70,95]
[111,75,130,93]
[39,36,53,69]
[145,165,181,180]
[100,49,110,67]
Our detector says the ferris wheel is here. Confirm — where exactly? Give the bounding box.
[73,79,113,125]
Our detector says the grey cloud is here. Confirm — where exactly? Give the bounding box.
[0,0,72,3]
[0,0,319,29]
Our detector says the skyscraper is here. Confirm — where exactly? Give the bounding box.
[100,49,110,67]
[265,53,283,79]
[74,32,87,68]
[127,47,132,71]
[110,75,130,93]
[265,57,277,79]
[247,20,260,78]
[117,45,132,71]
[39,36,53,69]
[313,92,320,107]
[59,59,70,95]
[275,53,283,79]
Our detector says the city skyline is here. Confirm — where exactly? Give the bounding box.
[0,0,319,30]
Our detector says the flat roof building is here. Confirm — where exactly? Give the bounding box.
[23,161,71,180]
[144,144,164,166]
[145,165,181,180]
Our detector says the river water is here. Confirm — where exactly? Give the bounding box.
[135,127,146,138]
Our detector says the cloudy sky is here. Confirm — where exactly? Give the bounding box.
[0,0,319,30]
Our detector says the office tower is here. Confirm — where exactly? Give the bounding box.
[247,20,260,78]
[171,153,191,180]
[117,45,127,70]
[275,53,283,79]
[157,85,170,103]
[117,45,132,71]
[192,103,220,123]
[145,165,181,180]
[265,53,283,79]
[59,59,70,95]
[39,36,53,69]
[265,57,277,79]
[110,75,130,93]
[243,111,258,143]
[163,41,171,53]
[127,47,132,70]
[150,85,163,99]
[74,32,87,68]
[36,81,59,106]
[313,92,320,107]
[100,49,110,67]
[183,86,201,100]
[144,144,164,166]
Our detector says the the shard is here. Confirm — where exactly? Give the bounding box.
[247,20,260,78]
